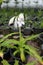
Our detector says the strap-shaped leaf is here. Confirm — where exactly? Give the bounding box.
[20,48,25,62]
[25,50,34,57]
[25,32,43,42]
[26,61,36,65]
[24,45,42,63]
[25,34,39,41]
[14,60,19,65]
[13,50,19,56]
[0,32,19,43]
[0,39,19,48]
[2,60,10,65]
[19,36,25,46]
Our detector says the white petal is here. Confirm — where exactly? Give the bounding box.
[18,23,22,27]
[19,13,24,20]
[21,21,25,25]
[18,17,21,21]
[14,17,18,28]
[17,22,22,27]
[8,16,15,25]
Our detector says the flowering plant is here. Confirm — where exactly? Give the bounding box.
[0,13,43,65]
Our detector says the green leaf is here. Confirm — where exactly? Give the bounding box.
[0,0,3,3]
[40,21,43,28]
[26,61,36,65]
[24,45,42,63]
[14,60,19,65]
[2,60,10,65]
[0,39,19,48]
[25,50,34,57]
[19,36,25,46]
[25,34,40,41]
[20,48,25,62]
[0,51,3,58]
[13,50,19,56]
[0,32,19,43]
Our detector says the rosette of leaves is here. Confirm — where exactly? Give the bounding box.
[0,31,43,64]
[1,59,36,65]
[1,59,19,65]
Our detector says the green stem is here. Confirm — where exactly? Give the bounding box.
[19,27,21,41]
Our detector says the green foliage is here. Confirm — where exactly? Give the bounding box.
[1,60,10,65]
[0,0,3,3]
[39,21,43,28]
[26,61,36,65]
[14,60,19,65]
[0,31,43,63]
[0,32,19,43]
[1,60,37,65]
[24,44,42,63]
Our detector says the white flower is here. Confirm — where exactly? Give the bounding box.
[9,13,25,29]
[17,21,25,28]
[17,13,25,27]
[14,17,25,28]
